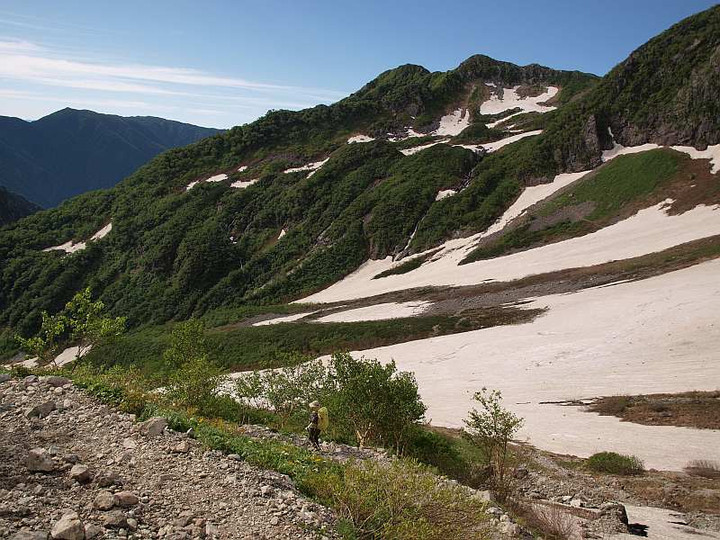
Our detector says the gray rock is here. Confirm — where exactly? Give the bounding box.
[0,373,11,384]
[26,448,54,472]
[23,375,38,384]
[113,491,139,507]
[95,470,121,487]
[43,376,71,388]
[24,401,56,419]
[141,417,167,437]
[10,531,48,540]
[50,511,84,540]
[93,490,115,510]
[227,454,242,461]
[126,518,138,531]
[102,510,127,528]
[69,464,92,484]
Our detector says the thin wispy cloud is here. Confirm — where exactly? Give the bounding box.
[0,38,348,127]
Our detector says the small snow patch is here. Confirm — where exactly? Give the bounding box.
[253,312,313,326]
[317,301,431,323]
[237,165,248,173]
[347,134,374,144]
[278,228,287,240]
[186,173,228,190]
[401,140,450,156]
[230,178,259,189]
[433,109,471,137]
[435,189,457,201]
[43,223,112,254]
[480,86,558,118]
[283,158,329,176]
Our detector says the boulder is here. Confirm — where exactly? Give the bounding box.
[93,490,115,510]
[24,401,56,419]
[0,373,11,384]
[141,417,167,437]
[50,511,84,540]
[84,524,102,539]
[69,464,92,484]
[26,448,54,472]
[113,490,138,507]
[23,375,38,385]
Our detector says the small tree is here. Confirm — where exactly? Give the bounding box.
[464,388,523,494]
[328,353,426,452]
[16,311,68,367]
[65,288,126,360]
[163,319,223,410]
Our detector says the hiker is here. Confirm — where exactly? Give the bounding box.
[307,401,328,450]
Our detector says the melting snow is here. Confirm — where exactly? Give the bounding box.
[237,166,248,173]
[252,312,313,326]
[603,134,720,173]
[400,140,450,156]
[433,109,471,137]
[316,301,431,323]
[278,229,287,239]
[186,173,228,190]
[479,86,558,118]
[479,130,542,153]
[14,345,92,369]
[43,223,112,254]
[342,258,720,471]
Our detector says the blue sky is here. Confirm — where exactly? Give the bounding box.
[0,0,716,128]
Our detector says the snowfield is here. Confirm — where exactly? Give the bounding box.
[480,86,558,117]
[435,189,457,201]
[186,173,228,190]
[316,301,431,323]
[340,259,720,470]
[230,178,259,189]
[347,134,375,144]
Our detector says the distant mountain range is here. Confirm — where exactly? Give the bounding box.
[0,108,221,209]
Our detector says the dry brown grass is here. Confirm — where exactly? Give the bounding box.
[512,501,577,540]
[684,459,720,479]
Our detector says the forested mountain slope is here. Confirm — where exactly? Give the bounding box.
[0,186,40,226]
[1,5,719,343]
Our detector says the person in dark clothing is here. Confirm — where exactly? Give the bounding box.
[307,400,321,450]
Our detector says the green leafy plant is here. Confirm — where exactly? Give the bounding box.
[464,387,524,494]
[586,452,644,475]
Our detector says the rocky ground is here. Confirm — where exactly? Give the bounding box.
[0,374,336,540]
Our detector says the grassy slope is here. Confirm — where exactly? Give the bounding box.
[460,149,682,264]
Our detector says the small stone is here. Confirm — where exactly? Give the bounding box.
[122,438,137,450]
[27,448,54,472]
[53,387,64,395]
[126,518,137,531]
[227,454,242,461]
[260,485,272,497]
[141,417,167,437]
[63,454,80,464]
[205,523,219,537]
[95,470,120,487]
[0,373,11,383]
[114,491,139,507]
[270,517,279,526]
[171,440,190,454]
[24,375,38,384]
[84,524,102,539]
[103,510,127,528]
[69,464,92,484]
[50,511,84,540]
[93,490,115,510]
[570,498,584,508]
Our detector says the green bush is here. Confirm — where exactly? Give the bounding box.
[586,452,644,475]
[306,459,489,540]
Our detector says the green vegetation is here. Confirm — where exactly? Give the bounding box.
[460,149,682,264]
[464,388,524,496]
[586,452,645,475]
[81,306,537,375]
[372,250,440,279]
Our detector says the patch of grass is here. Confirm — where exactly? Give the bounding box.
[588,395,631,416]
[460,149,682,264]
[84,307,539,375]
[586,452,644,476]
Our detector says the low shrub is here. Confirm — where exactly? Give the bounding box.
[511,502,576,540]
[586,452,644,475]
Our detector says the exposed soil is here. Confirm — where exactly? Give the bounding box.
[586,391,720,430]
